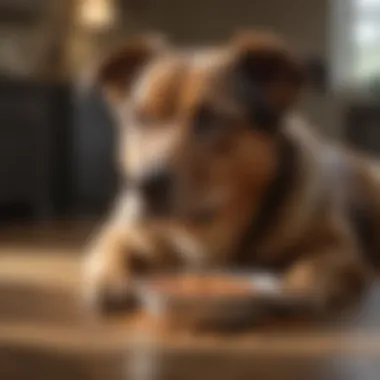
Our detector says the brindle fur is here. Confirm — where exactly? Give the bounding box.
[83,31,380,315]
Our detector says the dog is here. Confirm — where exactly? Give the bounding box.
[83,30,380,315]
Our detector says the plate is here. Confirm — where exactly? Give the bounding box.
[136,272,293,330]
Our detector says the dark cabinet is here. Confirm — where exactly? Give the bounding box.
[73,89,117,214]
[0,80,72,219]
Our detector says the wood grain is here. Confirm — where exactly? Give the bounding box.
[1,223,380,380]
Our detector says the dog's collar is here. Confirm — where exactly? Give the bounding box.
[235,132,298,265]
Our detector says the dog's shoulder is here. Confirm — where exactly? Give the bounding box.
[285,113,351,196]
[252,115,352,265]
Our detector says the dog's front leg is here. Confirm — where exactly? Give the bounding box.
[82,195,176,312]
[83,223,146,311]
[282,247,370,315]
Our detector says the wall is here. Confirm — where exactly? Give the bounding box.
[130,0,329,54]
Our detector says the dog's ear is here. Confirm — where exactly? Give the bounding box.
[97,34,167,102]
[230,31,304,132]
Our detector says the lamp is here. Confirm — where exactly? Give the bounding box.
[77,0,117,30]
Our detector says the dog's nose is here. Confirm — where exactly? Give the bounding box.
[140,169,173,212]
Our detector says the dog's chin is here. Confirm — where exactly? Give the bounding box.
[187,206,219,224]
[146,205,173,219]
[144,190,224,223]
[144,198,178,219]
[146,202,218,224]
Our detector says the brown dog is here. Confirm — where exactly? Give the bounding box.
[83,31,380,315]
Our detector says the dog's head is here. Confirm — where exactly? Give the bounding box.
[97,31,304,221]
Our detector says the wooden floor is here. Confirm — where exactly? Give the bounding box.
[1,222,380,380]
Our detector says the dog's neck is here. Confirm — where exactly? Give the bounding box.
[235,132,299,266]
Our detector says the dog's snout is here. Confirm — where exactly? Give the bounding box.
[140,169,173,212]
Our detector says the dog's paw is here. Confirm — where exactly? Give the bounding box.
[82,248,140,315]
[282,262,368,316]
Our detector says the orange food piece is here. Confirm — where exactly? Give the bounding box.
[150,275,253,297]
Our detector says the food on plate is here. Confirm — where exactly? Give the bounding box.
[145,274,255,297]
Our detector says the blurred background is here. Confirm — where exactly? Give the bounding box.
[2,1,380,379]
[0,0,374,223]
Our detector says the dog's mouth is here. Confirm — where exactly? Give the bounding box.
[142,189,224,224]
[137,170,228,223]
[147,201,219,224]
[177,192,227,224]
[184,206,217,224]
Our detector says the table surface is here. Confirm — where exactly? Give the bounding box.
[0,222,380,380]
